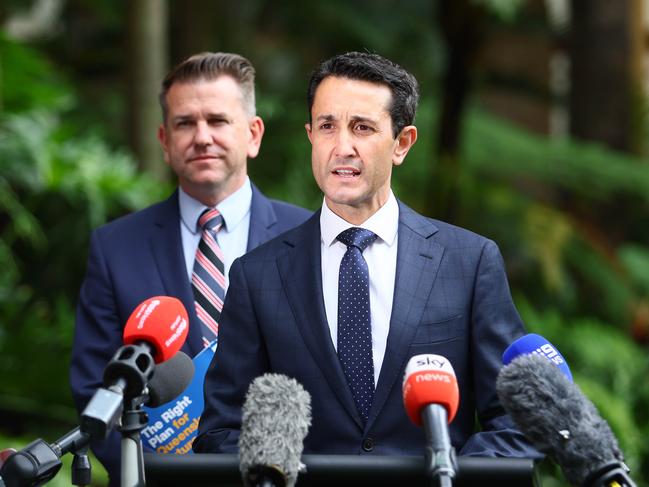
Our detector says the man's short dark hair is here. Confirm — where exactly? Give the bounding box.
[159,52,256,122]
[306,52,419,138]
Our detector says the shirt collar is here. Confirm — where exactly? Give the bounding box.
[320,190,399,248]
[179,177,252,234]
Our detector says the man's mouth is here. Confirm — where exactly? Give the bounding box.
[332,167,360,177]
[189,154,222,162]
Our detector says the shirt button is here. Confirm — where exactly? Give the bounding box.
[362,437,374,452]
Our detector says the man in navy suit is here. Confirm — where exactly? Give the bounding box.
[194,52,538,458]
[69,52,310,484]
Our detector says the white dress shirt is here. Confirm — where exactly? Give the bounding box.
[179,177,252,289]
[320,191,399,386]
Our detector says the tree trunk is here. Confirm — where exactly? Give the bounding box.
[171,0,222,62]
[126,0,168,180]
[569,0,642,154]
[429,0,485,221]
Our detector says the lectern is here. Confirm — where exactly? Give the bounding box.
[145,453,538,486]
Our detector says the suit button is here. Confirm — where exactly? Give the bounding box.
[362,437,374,452]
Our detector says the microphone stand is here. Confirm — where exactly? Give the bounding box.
[120,394,149,487]
[421,406,456,487]
[53,427,92,486]
[81,343,155,487]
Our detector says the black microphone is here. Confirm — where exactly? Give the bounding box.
[239,374,311,487]
[496,353,636,487]
[145,351,195,407]
[0,427,92,487]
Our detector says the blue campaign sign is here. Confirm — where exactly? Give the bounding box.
[141,342,216,454]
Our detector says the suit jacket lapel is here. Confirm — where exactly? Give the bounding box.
[369,202,444,426]
[247,183,277,251]
[150,191,203,356]
[277,212,364,427]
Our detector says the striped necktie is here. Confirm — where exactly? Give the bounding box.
[192,208,226,348]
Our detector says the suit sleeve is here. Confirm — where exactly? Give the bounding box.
[69,230,123,484]
[193,256,270,453]
[459,240,542,458]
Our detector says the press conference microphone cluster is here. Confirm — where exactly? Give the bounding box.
[497,334,637,487]
[402,354,459,487]
[0,350,194,487]
[239,374,312,487]
[81,296,189,439]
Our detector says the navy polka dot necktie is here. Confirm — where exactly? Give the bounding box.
[337,227,378,424]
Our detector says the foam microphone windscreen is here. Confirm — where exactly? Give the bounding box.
[502,333,573,381]
[146,351,195,407]
[402,354,459,425]
[123,296,189,363]
[496,354,625,486]
[239,374,312,487]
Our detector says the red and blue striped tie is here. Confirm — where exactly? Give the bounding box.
[192,208,226,348]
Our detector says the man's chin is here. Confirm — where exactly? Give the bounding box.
[325,188,367,207]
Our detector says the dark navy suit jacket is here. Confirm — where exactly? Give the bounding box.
[194,202,538,458]
[69,184,310,482]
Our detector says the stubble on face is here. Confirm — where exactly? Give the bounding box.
[307,76,399,224]
[158,77,260,207]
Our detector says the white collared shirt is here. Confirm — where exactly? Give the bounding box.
[320,191,399,386]
[179,177,252,289]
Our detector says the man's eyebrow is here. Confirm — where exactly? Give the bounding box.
[349,115,377,124]
[171,114,194,121]
[204,112,229,119]
[315,114,336,122]
[171,111,229,120]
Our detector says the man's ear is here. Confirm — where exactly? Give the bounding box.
[305,123,313,144]
[157,124,170,164]
[392,125,417,166]
[246,116,265,159]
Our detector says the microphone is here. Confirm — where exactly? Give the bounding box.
[503,333,572,381]
[0,427,92,487]
[402,354,459,487]
[239,374,312,487]
[122,295,189,363]
[81,296,189,439]
[145,351,195,407]
[0,351,195,487]
[496,353,636,487]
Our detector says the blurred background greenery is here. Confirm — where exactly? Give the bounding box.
[1,0,648,485]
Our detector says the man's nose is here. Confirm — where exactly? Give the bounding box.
[334,129,356,159]
[194,121,212,146]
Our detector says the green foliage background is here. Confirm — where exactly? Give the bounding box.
[1,2,649,485]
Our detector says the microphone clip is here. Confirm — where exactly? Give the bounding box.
[583,460,637,487]
[245,464,287,487]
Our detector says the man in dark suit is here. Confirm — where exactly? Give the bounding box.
[194,52,538,458]
[69,52,310,484]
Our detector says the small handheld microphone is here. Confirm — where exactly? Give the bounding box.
[497,354,636,487]
[503,333,572,381]
[402,354,459,487]
[239,374,312,487]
